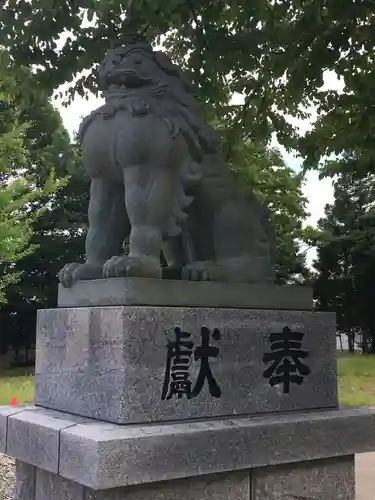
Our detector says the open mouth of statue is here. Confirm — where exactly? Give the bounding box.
[107,69,152,88]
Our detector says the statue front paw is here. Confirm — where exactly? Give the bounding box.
[103,255,162,279]
[58,262,103,288]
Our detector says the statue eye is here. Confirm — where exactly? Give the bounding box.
[134,58,142,65]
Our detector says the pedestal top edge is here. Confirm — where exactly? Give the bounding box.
[3,404,375,438]
[57,278,313,310]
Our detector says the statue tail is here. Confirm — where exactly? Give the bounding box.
[164,160,202,238]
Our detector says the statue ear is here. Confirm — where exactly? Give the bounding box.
[114,46,128,56]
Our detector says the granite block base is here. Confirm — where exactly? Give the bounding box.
[27,467,249,500]
[35,305,337,424]
[12,455,354,500]
[252,455,355,499]
[14,461,36,500]
[1,406,374,492]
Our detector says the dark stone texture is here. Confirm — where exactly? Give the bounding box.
[252,455,355,500]
[35,468,84,500]
[0,406,27,453]
[14,460,36,500]
[6,408,90,473]
[85,471,250,500]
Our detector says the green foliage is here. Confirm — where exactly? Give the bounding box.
[0,62,89,308]
[289,3,375,350]
[2,0,370,167]
[0,1,321,354]
[11,153,89,308]
[307,0,375,342]
[313,161,375,352]
[0,51,88,360]
[0,53,64,302]
[0,0,316,154]
[295,3,375,173]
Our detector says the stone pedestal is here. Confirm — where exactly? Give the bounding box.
[1,279,374,499]
[35,303,337,423]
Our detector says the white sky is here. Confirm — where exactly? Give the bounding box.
[53,68,343,267]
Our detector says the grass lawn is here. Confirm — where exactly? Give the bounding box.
[1,354,375,406]
[338,354,375,406]
[0,366,35,405]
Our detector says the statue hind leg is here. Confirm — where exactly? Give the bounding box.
[59,178,130,288]
[182,154,275,284]
[212,196,275,282]
[182,195,274,283]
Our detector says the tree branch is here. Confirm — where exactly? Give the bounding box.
[140,0,195,37]
[185,0,200,29]
[226,93,254,163]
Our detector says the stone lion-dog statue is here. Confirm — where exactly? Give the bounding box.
[59,40,275,287]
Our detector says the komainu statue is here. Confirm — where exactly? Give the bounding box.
[59,40,275,287]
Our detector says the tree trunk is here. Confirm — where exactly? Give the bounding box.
[347,330,354,352]
[370,330,375,354]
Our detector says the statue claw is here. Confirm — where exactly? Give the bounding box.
[58,263,81,288]
[103,255,162,279]
[182,262,214,281]
[58,262,103,288]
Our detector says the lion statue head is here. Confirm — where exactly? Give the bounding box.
[97,41,221,162]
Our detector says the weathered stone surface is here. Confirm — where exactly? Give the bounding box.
[0,406,26,453]
[7,408,89,473]
[58,278,312,311]
[14,460,36,500]
[35,305,337,424]
[86,470,249,500]
[252,455,355,500]
[58,407,375,490]
[35,468,84,500]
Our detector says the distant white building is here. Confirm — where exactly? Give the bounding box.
[336,333,362,352]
